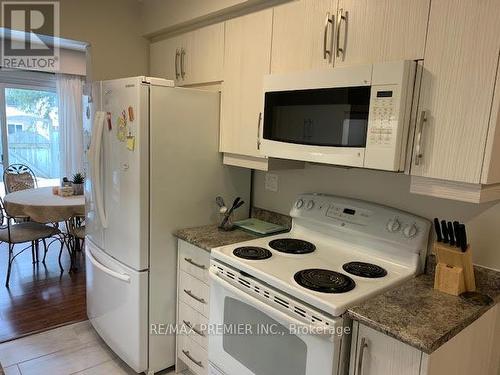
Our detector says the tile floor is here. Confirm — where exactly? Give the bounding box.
[0,321,175,375]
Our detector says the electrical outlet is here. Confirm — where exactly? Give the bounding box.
[265,173,279,192]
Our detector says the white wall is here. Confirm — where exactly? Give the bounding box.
[253,165,500,270]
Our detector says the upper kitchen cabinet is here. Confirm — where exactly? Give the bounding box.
[149,23,224,86]
[334,0,430,66]
[220,9,304,170]
[410,0,500,203]
[150,34,184,85]
[271,0,336,73]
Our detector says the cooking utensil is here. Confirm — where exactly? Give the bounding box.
[219,197,244,229]
[434,218,442,242]
[453,221,461,248]
[441,220,449,243]
[215,196,226,208]
[459,224,468,252]
[447,221,455,246]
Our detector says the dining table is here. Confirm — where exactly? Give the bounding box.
[3,186,86,271]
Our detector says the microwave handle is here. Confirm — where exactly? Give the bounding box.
[257,112,262,150]
[414,110,427,166]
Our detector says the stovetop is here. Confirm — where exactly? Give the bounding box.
[210,193,431,317]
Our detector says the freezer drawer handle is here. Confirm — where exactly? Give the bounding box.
[183,320,206,337]
[183,289,206,304]
[87,249,131,283]
[184,257,206,270]
[182,350,203,368]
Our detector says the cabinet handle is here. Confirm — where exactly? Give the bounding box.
[257,112,262,150]
[357,337,368,375]
[323,12,334,60]
[184,289,206,304]
[182,350,203,367]
[336,9,348,59]
[180,48,186,79]
[184,257,206,270]
[414,110,427,166]
[175,49,180,80]
[183,320,206,337]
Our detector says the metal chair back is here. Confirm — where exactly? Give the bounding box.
[3,164,38,194]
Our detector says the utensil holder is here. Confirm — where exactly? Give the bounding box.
[218,211,234,231]
[433,242,475,296]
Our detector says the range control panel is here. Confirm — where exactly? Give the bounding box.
[290,193,431,253]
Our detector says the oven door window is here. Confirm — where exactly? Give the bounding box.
[223,297,307,375]
[263,86,370,147]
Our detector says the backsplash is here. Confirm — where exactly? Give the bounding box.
[253,164,500,270]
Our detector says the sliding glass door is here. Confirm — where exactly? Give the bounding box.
[0,83,60,188]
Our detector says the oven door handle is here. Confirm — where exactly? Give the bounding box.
[210,268,332,334]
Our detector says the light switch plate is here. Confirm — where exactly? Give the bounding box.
[265,173,279,192]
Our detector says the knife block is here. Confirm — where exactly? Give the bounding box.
[433,242,476,296]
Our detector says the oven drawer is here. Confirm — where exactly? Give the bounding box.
[179,240,210,283]
[178,335,208,375]
[178,300,208,348]
[179,271,210,317]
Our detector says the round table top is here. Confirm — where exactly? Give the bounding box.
[4,187,85,223]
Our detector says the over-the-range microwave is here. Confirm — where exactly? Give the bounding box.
[260,60,416,171]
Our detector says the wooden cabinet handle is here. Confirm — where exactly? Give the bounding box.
[183,320,206,337]
[182,350,203,367]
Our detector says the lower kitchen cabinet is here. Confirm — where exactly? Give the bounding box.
[350,305,500,375]
[176,240,210,375]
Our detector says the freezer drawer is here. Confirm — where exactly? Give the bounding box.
[86,239,148,373]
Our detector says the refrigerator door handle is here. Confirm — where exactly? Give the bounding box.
[87,247,131,283]
[92,111,108,228]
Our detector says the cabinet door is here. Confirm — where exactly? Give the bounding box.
[411,0,500,183]
[271,0,336,73]
[150,35,183,84]
[352,324,422,375]
[220,9,273,157]
[334,0,429,66]
[181,23,224,86]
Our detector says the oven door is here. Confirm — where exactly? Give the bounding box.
[208,268,343,375]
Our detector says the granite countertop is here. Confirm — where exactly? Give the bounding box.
[174,207,291,252]
[347,257,500,354]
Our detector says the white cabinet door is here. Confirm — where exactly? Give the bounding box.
[411,0,500,183]
[351,324,422,375]
[220,9,273,158]
[334,0,430,66]
[181,23,224,86]
[150,35,184,84]
[271,0,336,73]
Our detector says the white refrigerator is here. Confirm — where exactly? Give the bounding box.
[84,76,250,374]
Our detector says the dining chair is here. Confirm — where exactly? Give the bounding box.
[0,197,62,287]
[3,164,38,194]
[65,215,86,270]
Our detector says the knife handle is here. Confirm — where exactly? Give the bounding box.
[459,224,468,252]
[453,221,461,248]
[434,218,442,242]
[441,220,449,243]
[447,222,455,246]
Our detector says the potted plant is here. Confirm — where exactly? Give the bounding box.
[71,172,85,195]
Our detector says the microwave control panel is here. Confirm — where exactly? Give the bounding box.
[367,84,399,148]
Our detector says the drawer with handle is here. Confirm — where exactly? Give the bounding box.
[179,271,210,317]
[178,300,208,349]
[179,240,210,283]
[178,335,208,375]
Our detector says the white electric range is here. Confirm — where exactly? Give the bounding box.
[208,193,431,375]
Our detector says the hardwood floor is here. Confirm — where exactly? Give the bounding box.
[0,239,86,343]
